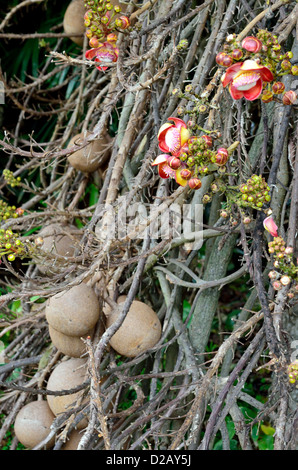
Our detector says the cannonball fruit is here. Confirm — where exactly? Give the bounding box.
[105,300,162,357]
[36,223,81,275]
[45,284,100,337]
[67,131,111,173]
[61,430,83,450]
[48,325,93,358]
[63,0,86,46]
[14,401,55,449]
[46,358,88,429]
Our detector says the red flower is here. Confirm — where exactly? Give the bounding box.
[157,117,191,155]
[222,60,274,101]
[85,41,119,71]
[241,36,262,53]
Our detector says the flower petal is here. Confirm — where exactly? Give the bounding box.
[263,216,278,237]
[175,168,188,186]
[222,62,243,87]
[259,66,274,83]
[152,154,169,166]
[158,122,172,138]
[240,60,264,71]
[229,84,244,100]
[167,117,187,130]
[242,78,263,100]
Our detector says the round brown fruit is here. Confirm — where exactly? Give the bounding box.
[67,131,111,173]
[36,223,81,275]
[63,0,86,47]
[14,401,55,449]
[45,284,100,337]
[46,358,88,429]
[105,299,162,357]
[61,430,83,450]
[48,324,94,358]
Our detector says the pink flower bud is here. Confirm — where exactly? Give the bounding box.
[241,36,262,53]
[263,216,278,237]
[188,178,202,190]
[180,169,192,180]
[282,90,297,105]
[201,135,213,148]
[168,156,181,170]
[285,246,293,255]
[215,147,229,166]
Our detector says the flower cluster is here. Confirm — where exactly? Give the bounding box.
[2,169,21,188]
[84,0,130,71]
[0,200,24,223]
[238,175,271,209]
[0,229,27,263]
[264,217,298,295]
[217,30,297,104]
[152,117,236,190]
[288,361,298,385]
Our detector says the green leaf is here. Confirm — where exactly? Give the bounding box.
[258,435,274,450]
[261,424,275,436]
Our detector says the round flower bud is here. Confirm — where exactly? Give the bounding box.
[291,65,298,76]
[285,51,293,60]
[168,157,181,170]
[188,178,202,190]
[241,36,262,53]
[285,246,293,255]
[220,210,229,218]
[243,216,251,225]
[115,15,130,29]
[281,60,292,71]
[268,270,278,280]
[89,36,100,48]
[180,169,192,180]
[282,90,297,105]
[200,135,212,148]
[7,254,15,262]
[215,147,228,166]
[216,52,228,66]
[272,280,282,291]
[272,82,285,94]
[107,33,117,43]
[231,49,243,60]
[262,90,273,103]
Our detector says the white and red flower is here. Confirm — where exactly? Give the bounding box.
[85,40,119,71]
[222,60,274,101]
[158,117,191,155]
